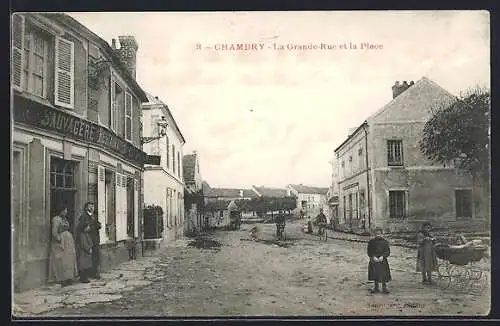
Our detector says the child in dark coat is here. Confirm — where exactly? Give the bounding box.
[367,227,392,294]
[78,222,94,283]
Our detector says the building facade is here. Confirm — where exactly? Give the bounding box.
[287,184,329,219]
[11,13,148,291]
[332,77,489,233]
[142,93,186,243]
[183,151,204,233]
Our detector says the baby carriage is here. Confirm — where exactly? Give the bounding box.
[435,241,489,293]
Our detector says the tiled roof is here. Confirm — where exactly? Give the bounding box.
[204,187,257,199]
[290,184,329,195]
[253,186,288,198]
[183,154,196,184]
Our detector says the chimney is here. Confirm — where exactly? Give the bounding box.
[117,35,138,79]
[392,80,414,99]
[111,38,117,50]
[239,190,243,197]
[192,150,198,155]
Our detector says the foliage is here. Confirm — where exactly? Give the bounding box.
[419,88,490,181]
[248,196,297,214]
[184,189,205,211]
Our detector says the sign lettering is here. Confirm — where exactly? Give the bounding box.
[13,95,147,166]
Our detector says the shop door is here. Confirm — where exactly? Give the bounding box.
[50,157,77,234]
[12,151,22,262]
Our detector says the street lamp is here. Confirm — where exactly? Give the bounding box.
[141,116,168,144]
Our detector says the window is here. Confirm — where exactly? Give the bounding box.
[22,27,49,98]
[387,140,403,166]
[177,151,180,177]
[50,157,76,190]
[111,81,123,132]
[172,144,176,174]
[343,196,346,220]
[165,136,170,169]
[455,189,472,219]
[389,191,406,218]
[125,92,133,141]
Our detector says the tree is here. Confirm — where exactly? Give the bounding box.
[419,88,490,182]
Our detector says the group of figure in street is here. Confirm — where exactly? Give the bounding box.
[48,202,102,286]
[366,221,439,294]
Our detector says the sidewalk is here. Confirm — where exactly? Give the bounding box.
[12,239,191,316]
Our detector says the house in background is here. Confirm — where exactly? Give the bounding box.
[331,77,489,233]
[287,184,329,219]
[183,150,204,233]
[203,182,258,227]
[142,92,186,243]
[11,13,148,291]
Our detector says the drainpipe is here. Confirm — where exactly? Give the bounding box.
[363,122,371,230]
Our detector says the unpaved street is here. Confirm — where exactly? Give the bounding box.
[39,221,490,317]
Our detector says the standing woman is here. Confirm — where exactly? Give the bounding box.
[48,206,78,286]
[416,221,438,284]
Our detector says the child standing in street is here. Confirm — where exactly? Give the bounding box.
[367,227,392,294]
[78,222,94,283]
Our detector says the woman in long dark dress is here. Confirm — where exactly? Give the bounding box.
[416,221,438,284]
[367,227,391,294]
[48,206,78,286]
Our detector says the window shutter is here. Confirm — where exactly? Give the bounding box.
[110,76,116,131]
[122,176,128,240]
[115,173,122,241]
[134,180,139,238]
[54,37,74,109]
[97,166,108,243]
[125,93,133,141]
[11,14,25,90]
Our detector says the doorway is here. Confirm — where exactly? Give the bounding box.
[50,157,77,233]
[127,177,135,237]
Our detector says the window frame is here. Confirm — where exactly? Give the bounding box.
[388,190,407,219]
[22,26,50,99]
[455,188,473,219]
[387,139,404,166]
[124,91,133,141]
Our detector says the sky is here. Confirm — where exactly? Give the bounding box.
[69,11,490,189]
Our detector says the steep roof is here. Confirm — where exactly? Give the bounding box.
[334,77,457,153]
[253,186,288,198]
[42,13,148,103]
[290,184,329,195]
[183,153,196,184]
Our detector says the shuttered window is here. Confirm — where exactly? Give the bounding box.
[177,151,180,177]
[11,14,25,90]
[172,145,176,174]
[125,92,133,141]
[54,36,74,109]
[165,136,170,169]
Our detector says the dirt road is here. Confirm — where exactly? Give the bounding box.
[40,221,490,317]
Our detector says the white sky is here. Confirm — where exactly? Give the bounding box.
[68,11,490,188]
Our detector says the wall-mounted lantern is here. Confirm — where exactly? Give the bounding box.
[141,116,168,144]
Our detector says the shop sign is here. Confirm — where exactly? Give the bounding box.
[14,96,147,166]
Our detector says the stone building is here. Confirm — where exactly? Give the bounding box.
[331,77,489,233]
[142,93,186,243]
[287,184,329,219]
[183,151,204,233]
[11,13,148,291]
